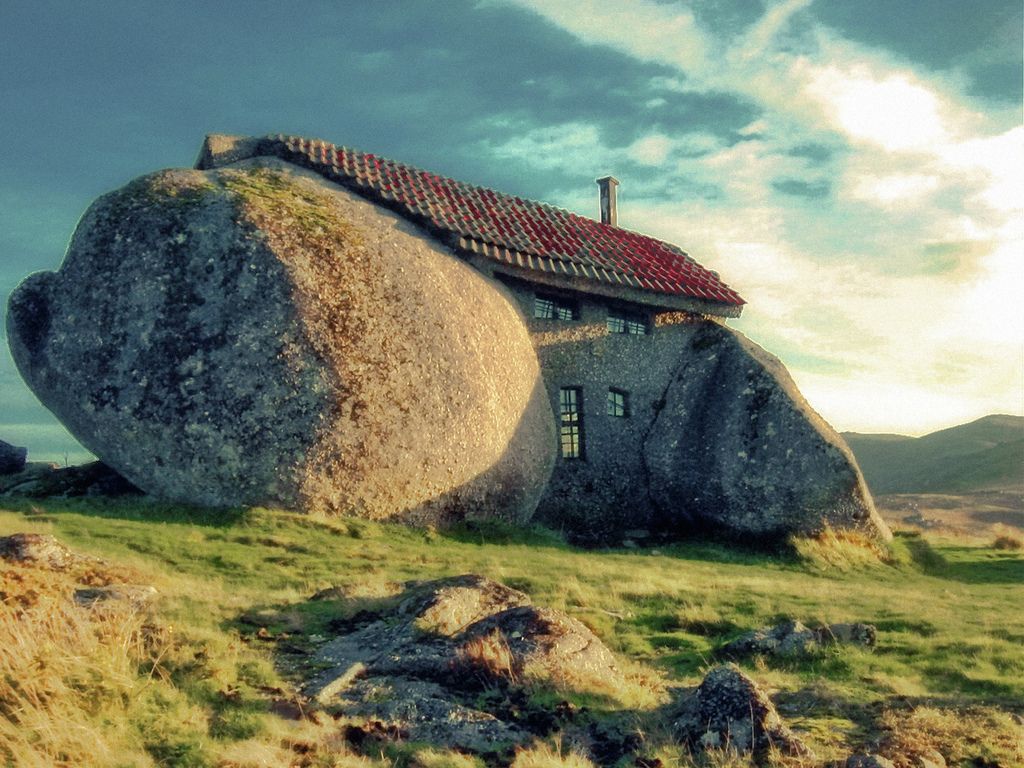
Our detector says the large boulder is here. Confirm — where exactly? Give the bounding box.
[7,160,555,523]
[645,322,889,540]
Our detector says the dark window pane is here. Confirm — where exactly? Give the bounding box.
[536,294,577,321]
[608,309,648,335]
[534,296,555,319]
[626,318,646,335]
[607,389,628,417]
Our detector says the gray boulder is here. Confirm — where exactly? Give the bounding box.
[645,322,889,540]
[674,664,809,757]
[0,440,27,475]
[7,160,555,523]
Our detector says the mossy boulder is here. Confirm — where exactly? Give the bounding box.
[6,160,556,523]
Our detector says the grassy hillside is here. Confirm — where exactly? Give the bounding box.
[1,499,1022,767]
[844,414,1024,494]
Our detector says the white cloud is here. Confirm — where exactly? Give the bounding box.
[492,0,1024,432]
[627,134,672,165]
[804,66,951,152]
[850,173,941,205]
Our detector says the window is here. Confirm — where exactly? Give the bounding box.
[535,294,578,321]
[607,309,648,335]
[559,387,583,459]
[607,388,629,418]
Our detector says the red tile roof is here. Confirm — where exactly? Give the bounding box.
[257,135,745,311]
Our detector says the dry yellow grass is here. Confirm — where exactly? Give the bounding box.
[0,559,163,767]
[510,740,596,768]
[789,526,896,572]
[457,628,519,684]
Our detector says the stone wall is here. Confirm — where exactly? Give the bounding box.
[487,273,696,542]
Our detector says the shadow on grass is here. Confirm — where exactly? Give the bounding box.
[2,496,250,528]
[900,533,1024,584]
[935,547,1024,585]
[438,519,570,550]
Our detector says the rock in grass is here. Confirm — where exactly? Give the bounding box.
[721,619,877,658]
[673,664,809,757]
[644,323,889,540]
[74,584,158,609]
[6,160,556,523]
[0,440,27,475]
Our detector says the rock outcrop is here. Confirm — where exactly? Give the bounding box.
[0,440,27,475]
[303,575,623,753]
[645,322,889,540]
[7,160,556,523]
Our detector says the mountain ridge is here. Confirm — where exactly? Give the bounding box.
[843,414,1024,494]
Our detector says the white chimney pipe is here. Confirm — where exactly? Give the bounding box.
[596,176,619,226]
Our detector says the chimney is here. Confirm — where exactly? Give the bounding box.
[596,176,619,226]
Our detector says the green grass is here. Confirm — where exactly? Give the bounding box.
[1,498,1021,767]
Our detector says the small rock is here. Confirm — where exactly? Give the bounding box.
[819,622,876,647]
[0,533,78,569]
[674,664,809,756]
[846,755,896,768]
[74,584,157,609]
[914,749,946,768]
[0,440,28,475]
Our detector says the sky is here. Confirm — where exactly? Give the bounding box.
[1,0,1021,463]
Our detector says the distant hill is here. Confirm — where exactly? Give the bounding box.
[843,414,1024,494]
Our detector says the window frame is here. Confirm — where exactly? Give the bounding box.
[559,386,584,459]
[607,388,629,418]
[535,293,580,322]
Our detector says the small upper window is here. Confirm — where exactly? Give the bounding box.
[607,389,629,418]
[535,294,578,321]
[607,309,648,335]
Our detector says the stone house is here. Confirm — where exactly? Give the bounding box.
[8,132,883,546]
[197,135,762,538]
